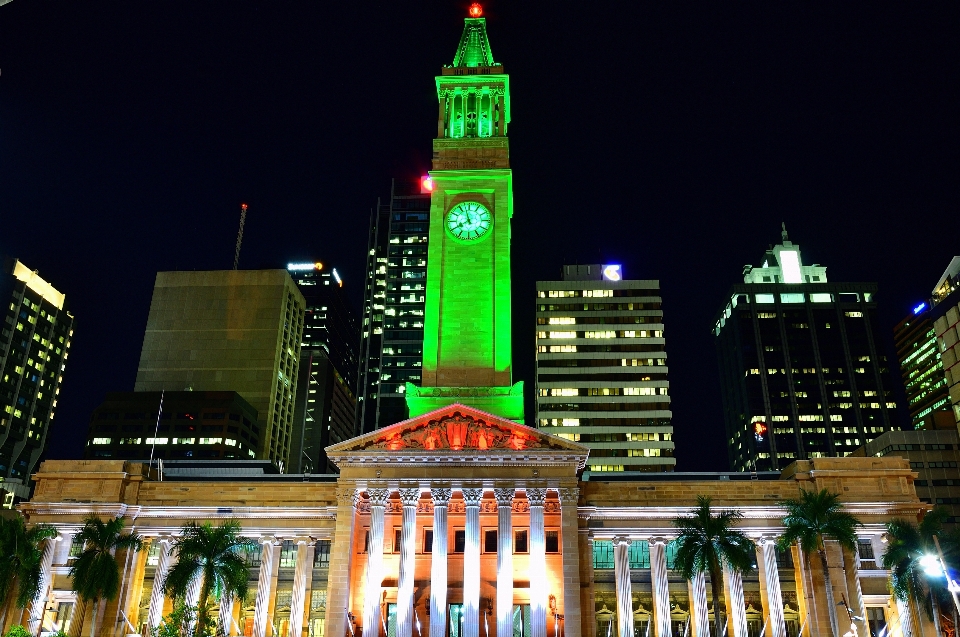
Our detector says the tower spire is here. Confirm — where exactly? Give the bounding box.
[781,221,789,242]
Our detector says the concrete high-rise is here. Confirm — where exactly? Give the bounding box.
[287,262,359,473]
[0,259,73,505]
[930,257,960,430]
[714,225,897,471]
[536,264,674,472]
[134,270,305,470]
[356,178,431,434]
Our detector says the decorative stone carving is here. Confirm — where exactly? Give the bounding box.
[612,536,633,548]
[417,502,435,515]
[558,487,579,505]
[480,501,498,513]
[367,488,391,507]
[336,487,358,506]
[399,488,422,506]
[544,502,561,513]
[512,501,530,513]
[361,412,555,451]
[449,501,466,514]
[461,488,484,506]
[494,488,516,505]
[431,488,453,505]
[526,488,547,506]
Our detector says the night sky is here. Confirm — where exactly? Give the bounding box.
[2,2,958,472]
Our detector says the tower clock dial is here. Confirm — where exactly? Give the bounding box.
[445,201,492,241]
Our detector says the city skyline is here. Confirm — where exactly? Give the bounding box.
[2,2,958,471]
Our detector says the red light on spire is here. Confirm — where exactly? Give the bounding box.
[420,176,434,193]
[241,203,248,210]
[468,3,483,17]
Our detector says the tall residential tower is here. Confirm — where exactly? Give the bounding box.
[714,226,897,471]
[536,265,674,472]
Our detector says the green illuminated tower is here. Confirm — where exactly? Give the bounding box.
[405,7,524,422]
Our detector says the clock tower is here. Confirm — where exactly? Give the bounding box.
[405,4,524,422]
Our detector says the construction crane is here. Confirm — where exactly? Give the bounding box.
[233,203,248,270]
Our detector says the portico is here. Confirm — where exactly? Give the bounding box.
[324,403,589,637]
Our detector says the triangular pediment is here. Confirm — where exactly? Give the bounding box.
[326,403,589,466]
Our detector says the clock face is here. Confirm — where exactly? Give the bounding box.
[445,201,492,241]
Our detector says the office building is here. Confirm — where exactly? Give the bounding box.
[930,257,960,430]
[84,391,262,461]
[536,265,674,472]
[892,256,960,432]
[134,269,305,470]
[850,427,960,525]
[357,179,431,434]
[714,226,897,471]
[0,259,73,504]
[287,262,360,473]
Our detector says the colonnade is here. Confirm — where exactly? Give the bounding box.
[357,484,564,637]
[601,534,790,637]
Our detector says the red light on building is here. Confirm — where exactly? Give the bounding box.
[420,176,434,193]
[241,203,248,210]
[753,421,767,438]
[468,3,482,17]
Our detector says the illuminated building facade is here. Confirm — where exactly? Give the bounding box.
[714,226,897,472]
[83,390,262,461]
[535,265,674,473]
[134,269,305,470]
[357,180,432,435]
[0,259,73,505]
[288,263,359,473]
[929,257,960,431]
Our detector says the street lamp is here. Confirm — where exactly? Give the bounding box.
[926,536,960,616]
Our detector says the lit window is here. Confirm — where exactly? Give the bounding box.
[92,437,112,445]
[548,317,575,325]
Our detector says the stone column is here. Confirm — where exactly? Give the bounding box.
[756,537,786,637]
[430,487,452,637]
[559,486,583,637]
[364,487,390,637]
[397,487,421,637]
[462,487,484,637]
[327,486,359,637]
[27,534,60,634]
[687,571,709,637]
[252,536,280,637]
[146,536,176,630]
[495,487,516,637]
[612,537,634,637]
[218,593,235,637]
[649,539,671,637]
[723,562,748,637]
[288,537,313,637]
[527,488,548,637]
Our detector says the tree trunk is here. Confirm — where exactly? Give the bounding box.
[196,573,212,637]
[710,565,724,637]
[88,600,98,637]
[929,589,942,637]
[818,549,839,637]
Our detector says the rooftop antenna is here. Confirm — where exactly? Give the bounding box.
[233,203,248,269]
[781,222,789,242]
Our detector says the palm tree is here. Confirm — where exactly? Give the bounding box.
[673,495,756,637]
[778,488,862,637]
[69,515,143,637]
[882,507,954,635]
[162,520,255,637]
[0,515,56,627]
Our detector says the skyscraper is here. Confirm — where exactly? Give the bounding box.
[356,179,431,434]
[134,269,305,470]
[535,265,674,472]
[714,226,897,471]
[287,262,359,473]
[0,259,73,505]
[928,257,960,430]
[893,257,957,431]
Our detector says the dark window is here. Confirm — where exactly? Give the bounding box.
[424,529,434,553]
[775,548,794,569]
[484,530,498,553]
[229,414,241,421]
[203,412,225,420]
[394,529,402,553]
[545,531,560,553]
[514,530,528,554]
[314,540,331,567]
[454,530,466,553]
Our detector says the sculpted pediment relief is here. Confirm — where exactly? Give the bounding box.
[358,411,562,452]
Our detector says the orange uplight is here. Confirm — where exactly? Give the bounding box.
[420,176,434,193]
[753,421,767,436]
[468,3,483,17]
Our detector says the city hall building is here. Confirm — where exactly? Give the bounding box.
[10,7,934,637]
